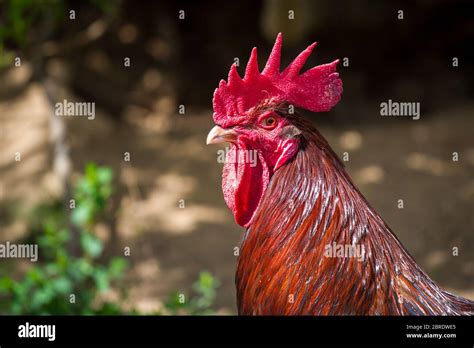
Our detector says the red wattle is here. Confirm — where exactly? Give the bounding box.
[222,146,270,227]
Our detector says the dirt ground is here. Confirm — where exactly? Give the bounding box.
[0,83,473,314]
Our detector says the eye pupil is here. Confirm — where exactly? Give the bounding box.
[260,115,277,128]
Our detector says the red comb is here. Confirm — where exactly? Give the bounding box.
[213,33,343,127]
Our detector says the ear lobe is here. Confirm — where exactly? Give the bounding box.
[273,135,300,171]
[280,125,302,139]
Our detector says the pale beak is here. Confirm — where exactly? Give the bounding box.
[206,125,237,145]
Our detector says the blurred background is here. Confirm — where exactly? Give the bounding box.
[0,0,473,314]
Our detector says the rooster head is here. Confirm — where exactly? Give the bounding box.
[207,33,342,227]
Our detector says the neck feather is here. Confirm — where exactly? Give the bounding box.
[236,121,460,315]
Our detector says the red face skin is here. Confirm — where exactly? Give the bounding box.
[209,108,301,227]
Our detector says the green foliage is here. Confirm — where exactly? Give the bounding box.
[0,0,65,67]
[0,163,127,314]
[0,0,120,67]
[0,163,220,315]
[89,0,120,16]
[164,271,220,315]
[28,200,65,236]
[0,0,63,46]
[72,163,113,228]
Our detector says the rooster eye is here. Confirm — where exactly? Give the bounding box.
[261,116,277,128]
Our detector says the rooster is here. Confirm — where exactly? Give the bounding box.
[206,33,474,315]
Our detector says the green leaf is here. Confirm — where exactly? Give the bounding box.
[74,259,93,277]
[26,267,44,283]
[94,269,109,292]
[72,203,93,226]
[45,263,60,276]
[199,271,215,288]
[75,179,94,197]
[0,277,13,292]
[97,167,113,185]
[85,163,98,182]
[51,277,72,294]
[80,233,103,258]
[108,258,127,278]
[31,284,54,309]
[164,291,187,312]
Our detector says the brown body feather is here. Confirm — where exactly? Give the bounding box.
[236,113,474,315]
